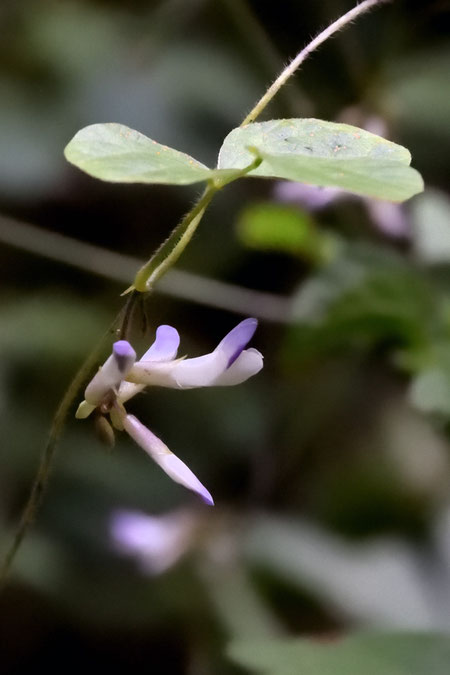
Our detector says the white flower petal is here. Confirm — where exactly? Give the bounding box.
[123,414,214,505]
[117,380,146,404]
[129,351,237,388]
[84,341,136,406]
[210,348,264,386]
[127,358,185,388]
[170,351,229,387]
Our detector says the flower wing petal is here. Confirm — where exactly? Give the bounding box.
[141,325,180,362]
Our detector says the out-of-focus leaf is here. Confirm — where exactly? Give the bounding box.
[411,190,450,264]
[287,245,432,358]
[387,48,450,141]
[244,515,442,627]
[0,294,109,363]
[410,367,450,417]
[218,119,424,201]
[65,123,239,185]
[236,202,337,263]
[228,632,450,675]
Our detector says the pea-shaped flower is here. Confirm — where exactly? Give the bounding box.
[76,319,263,505]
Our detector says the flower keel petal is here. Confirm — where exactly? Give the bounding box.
[85,340,136,405]
[123,414,214,505]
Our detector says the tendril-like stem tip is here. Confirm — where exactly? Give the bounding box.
[241,0,391,127]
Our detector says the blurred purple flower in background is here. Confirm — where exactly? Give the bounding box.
[274,180,409,239]
[111,509,197,574]
[365,199,409,239]
[273,181,343,211]
[76,319,263,505]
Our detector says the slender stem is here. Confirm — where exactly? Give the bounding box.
[133,155,262,293]
[118,290,140,340]
[221,0,311,117]
[240,0,391,126]
[134,184,217,292]
[0,324,116,589]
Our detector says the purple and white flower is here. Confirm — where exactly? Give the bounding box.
[111,508,197,574]
[76,319,263,505]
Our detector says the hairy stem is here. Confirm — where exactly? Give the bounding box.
[241,0,391,126]
[133,184,217,292]
[0,325,116,589]
[133,155,262,293]
[221,0,310,117]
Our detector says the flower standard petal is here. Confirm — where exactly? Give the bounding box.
[172,317,258,386]
[215,317,258,367]
[123,414,214,505]
[84,340,136,406]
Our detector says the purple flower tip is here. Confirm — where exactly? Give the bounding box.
[219,318,258,368]
[114,340,135,357]
[113,340,136,371]
[200,489,215,507]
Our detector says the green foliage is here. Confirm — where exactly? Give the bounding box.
[64,123,215,184]
[228,632,450,675]
[236,202,337,263]
[218,119,423,201]
[65,119,423,203]
[281,235,450,423]
[288,244,433,354]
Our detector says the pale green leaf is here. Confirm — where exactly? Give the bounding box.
[228,632,450,675]
[65,123,234,185]
[218,119,424,202]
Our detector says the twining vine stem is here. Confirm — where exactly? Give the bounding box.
[240,0,391,127]
[0,0,391,588]
[0,323,118,592]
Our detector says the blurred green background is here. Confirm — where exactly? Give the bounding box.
[0,0,450,672]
